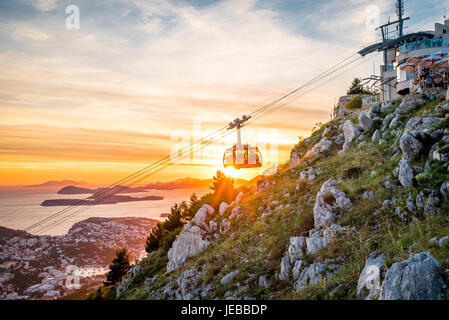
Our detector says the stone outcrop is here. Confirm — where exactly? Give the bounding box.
[379,252,447,300]
[304,138,333,158]
[287,237,307,263]
[357,252,386,300]
[219,202,229,215]
[294,261,340,290]
[343,120,360,144]
[221,271,237,285]
[380,101,394,113]
[398,159,414,187]
[167,223,210,272]
[116,265,142,298]
[294,262,327,290]
[399,133,423,160]
[313,180,352,228]
[403,117,442,140]
[176,267,211,300]
[191,204,215,228]
[280,224,351,282]
[358,112,373,131]
[367,103,380,119]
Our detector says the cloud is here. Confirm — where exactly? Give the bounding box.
[12,27,50,41]
[23,0,59,11]
[0,0,439,184]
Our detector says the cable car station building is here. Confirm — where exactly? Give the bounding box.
[359,0,449,102]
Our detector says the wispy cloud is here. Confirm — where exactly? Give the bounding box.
[0,0,445,184]
[22,0,60,12]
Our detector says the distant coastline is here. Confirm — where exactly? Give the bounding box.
[41,195,164,207]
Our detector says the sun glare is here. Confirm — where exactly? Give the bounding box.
[223,166,239,178]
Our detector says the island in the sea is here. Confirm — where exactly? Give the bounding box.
[41,195,164,207]
[57,185,149,195]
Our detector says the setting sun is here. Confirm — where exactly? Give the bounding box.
[223,166,239,179]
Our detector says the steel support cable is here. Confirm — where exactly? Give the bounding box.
[26,51,365,233]
[35,127,236,234]
[25,125,229,232]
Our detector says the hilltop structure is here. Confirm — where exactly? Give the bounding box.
[359,1,449,101]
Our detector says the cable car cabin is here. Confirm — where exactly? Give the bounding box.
[223,144,262,169]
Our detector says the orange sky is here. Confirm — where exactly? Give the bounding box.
[7,0,438,186]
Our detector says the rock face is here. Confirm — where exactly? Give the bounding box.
[343,120,360,144]
[313,180,352,228]
[116,265,142,298]
[167,223,210,272]
[399,134,423,160]
[175,267,211,300]
[304,138,333,158]
[367,103,380,119]
[287,237,307,263]
[357,252,386,300]
[219,202,229,215]
[295,262,326,290]
[380,101,394,113]
[379,252,446,300]
[279,256,291,281]
[359,112,373,131]
[192,204,215,228]
[305,234,325,255]
[404,117,442,140]
[398,159,414,187]
[372,129,380,142]
[221,271,237,285]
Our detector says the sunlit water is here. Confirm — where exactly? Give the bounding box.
[0,187,209,236]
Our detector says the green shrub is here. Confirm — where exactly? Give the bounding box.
[344,95,362,109]
[86,285,117,300]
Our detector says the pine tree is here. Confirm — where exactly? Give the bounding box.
[104,248,131,286]
[211,170,235,206]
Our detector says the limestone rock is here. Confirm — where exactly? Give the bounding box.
[294,262,328,290]
[380,101,394,113]
[406,194,415,212]
[404,117,442,140]
[372,129,380,142]
[192,204,215,228]
[359,112,374,131]
[313,180,352,228]
[279,256,291,281]
[357,252,386,300]
[398,159,414,187]
[439,236,448,247]
[399,134,423,160]
[219,202,229,215]
[380,252,446,300]
[304,138,333,158]
[424,190,440,216]
[235,192,244,203]
[221,271,237,285]
[305,235,325,255]
[287,237,307,263]
[258,275,270,288]
[343,120,360,144]
[229,206,243,220]
[367,103,380,119]
[167,223,210,272]
[219,219,231,234]
[292,260,304,280]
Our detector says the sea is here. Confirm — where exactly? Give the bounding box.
[0,187,210,236]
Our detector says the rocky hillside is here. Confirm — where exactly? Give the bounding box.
[115,88,449,300]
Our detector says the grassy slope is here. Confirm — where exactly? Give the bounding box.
[121,95,449,300]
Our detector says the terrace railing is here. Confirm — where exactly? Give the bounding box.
[398,38,449,54]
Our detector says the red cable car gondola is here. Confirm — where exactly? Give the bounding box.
[222,115,262,169]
